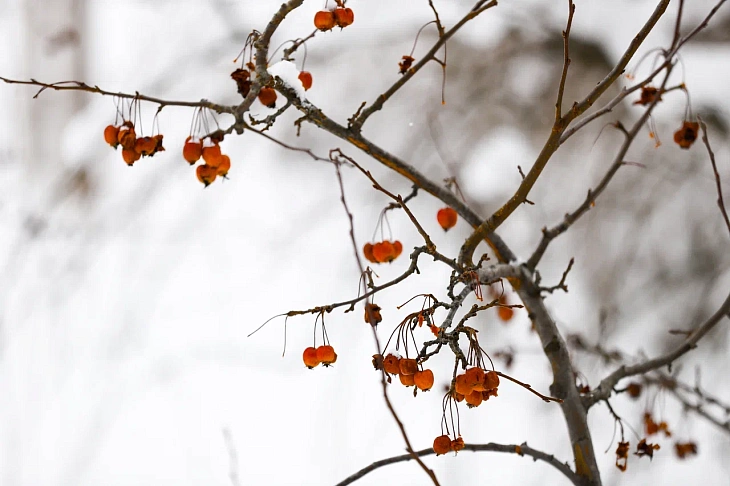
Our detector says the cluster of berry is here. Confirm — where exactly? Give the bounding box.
[314,6,354,31]
[373,353,434,391]
[453,367,500,408]
[302,345,338,369]
[103,121,165,166]
[183,137,231,186]
[363,240,403,264]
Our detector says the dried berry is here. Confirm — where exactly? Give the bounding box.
[298,71,313,91]
[196,164,218,186]
[673,120,699,149]
[433,435,452,455]
[333,7,354,28]
[258,87,277,108]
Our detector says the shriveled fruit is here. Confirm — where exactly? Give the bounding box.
[433,435,452,455]
[383,354,400,375]
[258,87,277,108]
[183,137,203,164]
[451,437,465,452]
[104,125,120,148]
[298,71,313,91]
[303,347,320,368]
[414,369,434,391]
[399,358,418,376]
[437,207,458,231]
[399,373,415,387]
[314,10,336,31]
[364,303,382,325]
[122,148,141,166]
[316,345,337,366]
[196,164,217,186]
[117,123,137,151]
[673,121,699,149]
[334,7,354,28]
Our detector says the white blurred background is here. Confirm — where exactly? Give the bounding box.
[1,0,729,485]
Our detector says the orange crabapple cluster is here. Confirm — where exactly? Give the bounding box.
[372,353,435,392]
[314,1,354,32]
[182,134,231,187]
[103,121,164,166]
[362,240,403,264]
[302,345,338,369]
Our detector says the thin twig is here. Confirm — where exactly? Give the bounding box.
[334,442,580,486]
[555,0,575,122]
[698,116,730,238]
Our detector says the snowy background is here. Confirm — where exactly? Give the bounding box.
[1,0,729,485]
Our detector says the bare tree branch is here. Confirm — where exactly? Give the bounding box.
[335,442,581,486]
[698,116,730,238]
[586,291,730,407]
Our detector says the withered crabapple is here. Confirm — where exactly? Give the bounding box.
[230,68,252,98]
[117,121,137,151]
[673,120,699,149]
[398,358,418,376]
[399,373,416,387]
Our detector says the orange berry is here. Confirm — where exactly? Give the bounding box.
[201,143,222,164]
[134,136,157,156]
[258,87,277,108]
[372,241,396,263]
[399,373,416,387]
[399,358,418,376]
[196,164,217,186]
[314,10,336,31]
[498,306,514,322]
[465,390,483,407]
[104,125,120,148]
[363,243,378,263]
[334,7,354,28]
[464,367,485,390]
[454,374,474,396]
[392,240,403,259]
[298,71,313,91]
[303,347,320,368]
[484,370,500,390]
[183,137,203,164]
[216,155,231,177]
[121,148,141,166]
[383,354,400,375]
[414,369,434,391]
[451,436,465,452]
[433,435,452,455]
[316,345,337,366]
[453,392,465,402]
[437,207,458,231]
